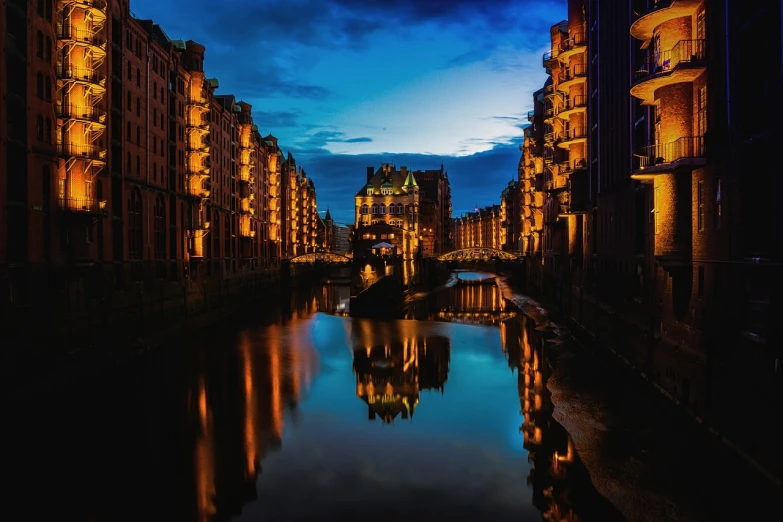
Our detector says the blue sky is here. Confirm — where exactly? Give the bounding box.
[132,0,563,223]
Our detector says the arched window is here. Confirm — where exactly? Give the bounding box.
[379,205,386,215]
[45,0,52,20]
[45,37,51,62]
[371,204,378,214]
[36,73,43,99]
[360,204,368,215]
[128,189,142,259]
[36,115,44,140]
[396,203,404,215]
[44,76,51,101]
[154,196,165,259]
[36,31,43,58]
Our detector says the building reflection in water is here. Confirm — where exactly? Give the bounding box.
[188,325,318,521]
[285,283,351,318]
[501,315,620,521]
[351,319,450,423]
[409,279,517,325]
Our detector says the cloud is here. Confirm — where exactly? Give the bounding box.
[342,137,373,143]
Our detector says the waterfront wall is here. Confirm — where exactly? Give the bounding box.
[1,262,281,385]
[513,258,783,484]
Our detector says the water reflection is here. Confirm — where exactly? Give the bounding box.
[408,279,517,325]
[6,276,621,522]
[351,322,450,423]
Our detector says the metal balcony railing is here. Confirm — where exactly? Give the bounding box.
[634,39,705,81]
[544,132,555,143]
[59,197,107,214]
[559,95,587,113]
[559,126,587,142]
[75,0,108,11]
[56,103,105,123]
[544,107,555,119]
[55,26,105,48]
[56,65,106,86]
[558,64,587,84]
[187,97,209,109]
[543,50,558,66]
[559,32,587,53]
[57,143,106,160]
[633,0,674,19]
[633,136,705,170]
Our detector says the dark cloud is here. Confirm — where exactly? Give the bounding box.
[342,137,372,143]
[295,143,522,225]
[252,110,301,129]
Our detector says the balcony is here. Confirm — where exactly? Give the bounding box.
[55,26,106,53]
[557,64,587,92]
[57,143,106,162]
[560,169,589,215]
[631,136,706,179]
[58,197,107,216]
[557,95,587,120]
[544,107,555,122]
[543,50,559,68]
[630,0,703,41]
[559,158,588,176]
[56,103,106,124]
[56,65,107,91]
[556,127,587,149]
[187,97,209,110]
[631,39,706,105]
[558,32,587,61]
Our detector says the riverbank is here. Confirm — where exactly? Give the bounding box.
[4,267,283,399]
[498,279,782,521]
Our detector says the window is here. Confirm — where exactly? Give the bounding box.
[36,73,44,99]
[154,197,165,259]
[44,118,52,142]
[127,91,131,111]
[697,180,704,231]
[136,97,140,117]
[697,86,708,137]
[44,76,51,101]
[653,185,660,235]
[696,9,706,40]
[379,205,386,214]
[45,0,52,20]
[371,204,378,214]
[136,68,141,88]
[367,188,373,195]
[128,61,132,80]
[697,266,704,297]
[136,155,141,176]
[128,189,142,259]
[36,115,44,140]
[45,37,51,62]
[714,178,722,230]
[360,204,368,215]
[37,31,44,58]
[126,31,132,49]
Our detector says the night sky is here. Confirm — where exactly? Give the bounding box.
[131,0,562,223]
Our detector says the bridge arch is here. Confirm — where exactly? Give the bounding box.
[289,252,352,264]
[437,247,519,262]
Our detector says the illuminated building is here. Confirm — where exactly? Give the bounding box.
[0,0,326,352]
[520,88,546,257]
[281,153,320,257]
[354,164,421,260]
[413,165,452,255]
[501,180,522,252]
[451,205,503,250]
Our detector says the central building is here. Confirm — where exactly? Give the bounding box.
[354,164,451,259]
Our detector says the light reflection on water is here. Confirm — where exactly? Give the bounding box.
[5,273,620,522]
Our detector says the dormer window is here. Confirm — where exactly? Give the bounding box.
[367,188,373,195]
[381,187,393,195]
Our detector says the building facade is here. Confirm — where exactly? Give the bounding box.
[451,205,503,251]
[507,0,783,479]
[0,0,324,355]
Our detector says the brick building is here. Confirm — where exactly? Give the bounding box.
[510,0,783,478]
[0,0,323,356]
[451,205,503,250]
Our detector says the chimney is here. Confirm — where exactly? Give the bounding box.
[367,166,374,182]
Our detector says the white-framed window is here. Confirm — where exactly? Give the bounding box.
[371,204,378,214]
[379,205,386,214]
[367,188,373,195]
[381,187,393,195]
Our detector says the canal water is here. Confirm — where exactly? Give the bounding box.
[6,272,621,522]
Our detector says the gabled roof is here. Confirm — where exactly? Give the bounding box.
[356,166,414,197]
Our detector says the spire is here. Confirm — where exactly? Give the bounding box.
[403,170,418,189]
[325,208,332,221]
